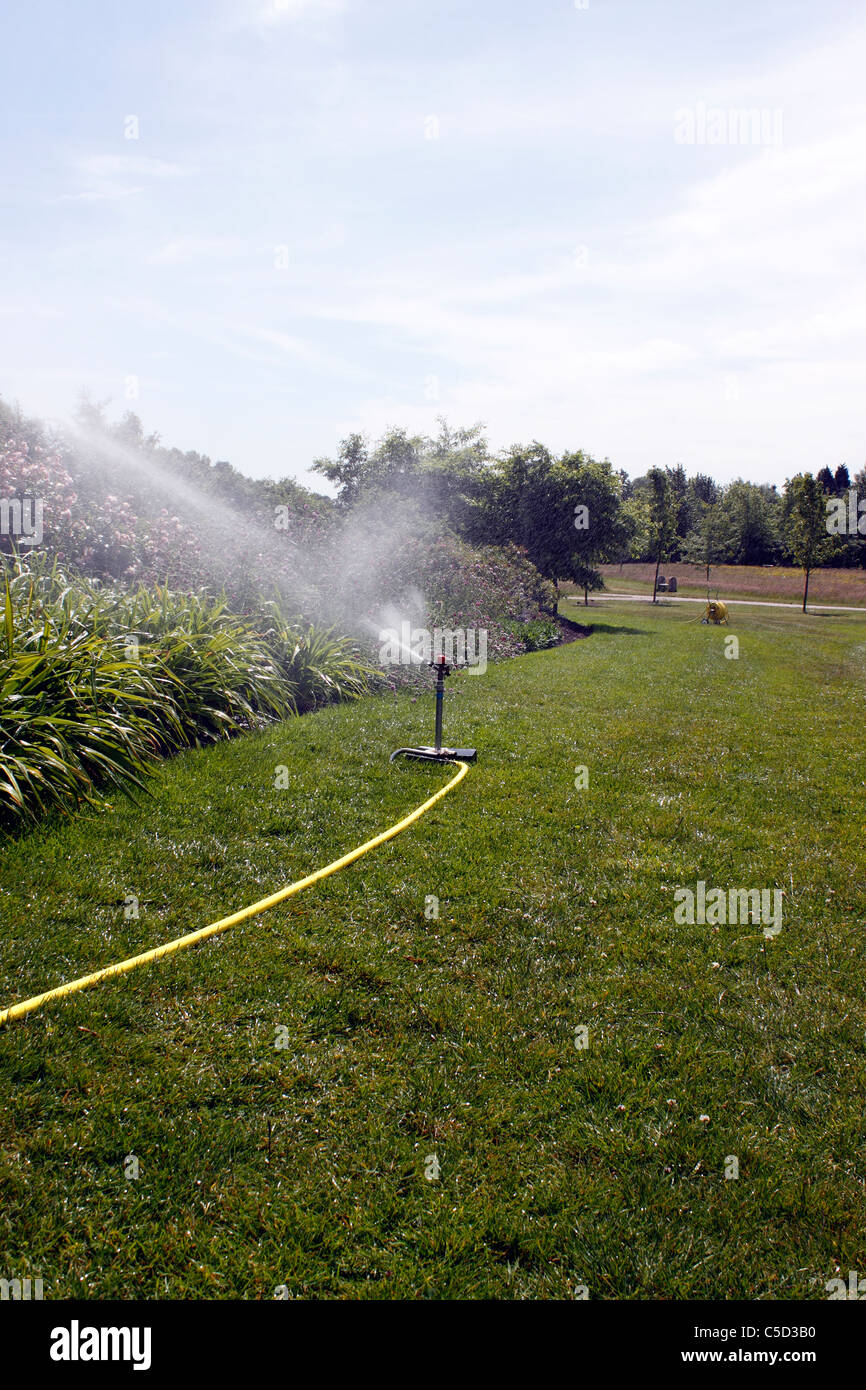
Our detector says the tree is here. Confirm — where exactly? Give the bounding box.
[465,445,626,601]
[412,419,489,527]
[553,453,626,595]
[367,426,423,496]
[646,468,677,602]
[613,494,651,570]
[816,466,835,495]
[783,473,838,612]
[688,472,720,508]
[682,502,727,583]
[468,442,554,554]
[571,562,606,607]
[74,390,111,434]
[109,411,160,455]
[682,473,719,546]
[311,433,368,507]
[314,419,489,526]
[712,480,782,565]
[667,463,690,557]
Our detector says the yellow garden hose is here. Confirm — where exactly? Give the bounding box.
[0,760,470,1027]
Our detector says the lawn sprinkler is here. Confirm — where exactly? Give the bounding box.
[390,655,477,764]
[701,588,729,625]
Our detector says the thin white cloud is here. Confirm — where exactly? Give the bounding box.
[56,153,188,207]
[237,0,347,31]
[53,186,145,204]
[149,237,248,266]
[241,326,369,379]
[76,155,187,179]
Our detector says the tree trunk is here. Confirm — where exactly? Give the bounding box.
[584,583,589,606]
[706,562,710,582]
[802,566,810,613]
[653,552,662,603]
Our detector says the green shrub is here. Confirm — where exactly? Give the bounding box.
[0,556,373,826]
[505,618,562,652]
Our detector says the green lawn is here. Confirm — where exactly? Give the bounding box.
[1,601,864,1299]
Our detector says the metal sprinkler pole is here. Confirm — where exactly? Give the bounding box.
[389,652,477,765]
[434,654,446,751]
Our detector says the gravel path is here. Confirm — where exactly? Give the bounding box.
[563,593,866,614]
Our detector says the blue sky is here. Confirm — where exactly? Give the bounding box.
[1,0,864,489]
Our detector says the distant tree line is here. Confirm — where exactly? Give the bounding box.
[312,421,866,606]
[4,395,863,611]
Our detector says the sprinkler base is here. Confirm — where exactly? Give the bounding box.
[390,746,477,764]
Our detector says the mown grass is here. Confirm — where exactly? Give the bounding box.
[0,601,864,1299]
[596,562,866,607]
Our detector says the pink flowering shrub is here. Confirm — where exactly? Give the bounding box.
[0,439,88,560]
[0,436,203,585]
[1,427,559,691]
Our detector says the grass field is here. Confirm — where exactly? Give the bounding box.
[595,562,866,607]
[1,600,864,1299]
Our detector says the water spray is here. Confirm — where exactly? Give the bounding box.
[390,654,478,765]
